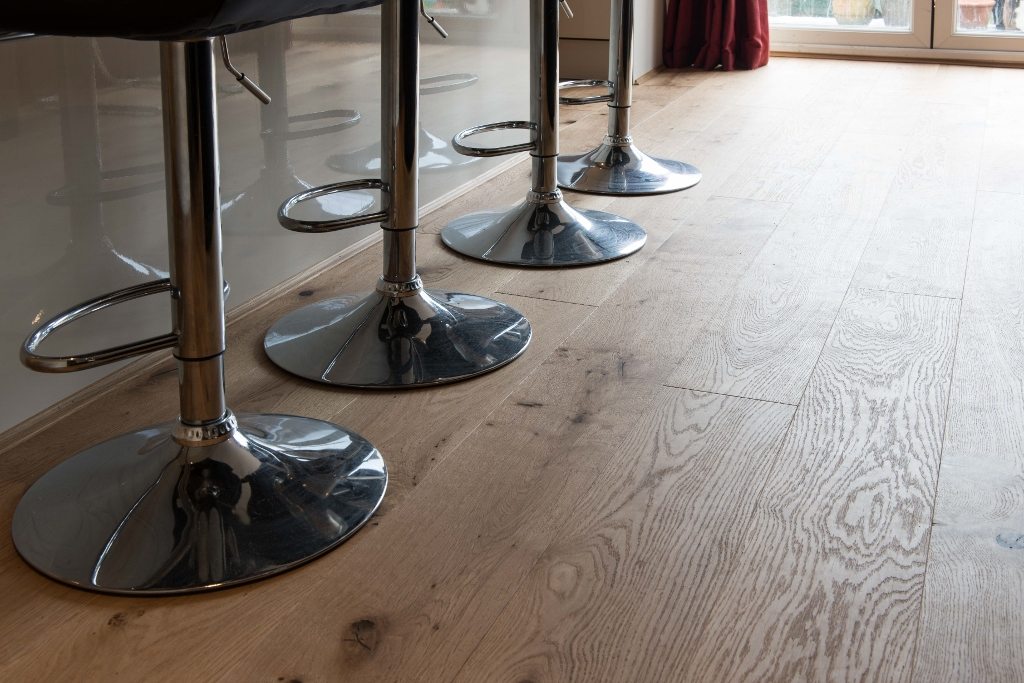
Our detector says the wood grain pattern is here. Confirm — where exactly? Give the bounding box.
[676,288,958,682]
[854,102,983,298]
[914,191,1024,682]
[668,130,906,404]
[452,387,795,683]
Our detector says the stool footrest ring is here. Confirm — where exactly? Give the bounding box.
[559,79,614,105]
[452,121,536,158]
[22,278,178,373]
[278,179,388,234]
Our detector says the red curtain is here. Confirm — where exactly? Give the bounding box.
[663,0,770,71]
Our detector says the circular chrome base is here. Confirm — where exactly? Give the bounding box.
[326,129,480,175]
[557,140,702,196]
[12,413,386,595]
[441,197,647,267]
[264,280,532,388]
[222,168,375,233]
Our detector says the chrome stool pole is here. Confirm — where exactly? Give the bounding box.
[440,0,647,267]
[264,0,531,388]
[12,39,386,595]
[557,0,701,196]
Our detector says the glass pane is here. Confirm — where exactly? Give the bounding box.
[768,0,913,29]
[955,0,1020,31]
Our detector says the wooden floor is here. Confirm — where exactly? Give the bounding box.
[2,57,1023,681]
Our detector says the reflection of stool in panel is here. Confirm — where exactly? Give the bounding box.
[6,0,387,595]
[267,2,531,388]
[222,22,373,231]
[558,0,701,196]
[441,0,647,267]
[325,72,482,176]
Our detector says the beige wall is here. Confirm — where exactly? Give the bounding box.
[560,0,664,79]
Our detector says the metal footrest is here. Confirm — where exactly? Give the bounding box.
[22,278,178,373]
[452,120,536,158]
[278,179,388,233]
[559,79,614,105]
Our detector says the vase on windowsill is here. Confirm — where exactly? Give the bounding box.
[958,0,996,28]
[831,0,875,25]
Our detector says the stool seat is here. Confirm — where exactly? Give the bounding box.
[0,0,380,40]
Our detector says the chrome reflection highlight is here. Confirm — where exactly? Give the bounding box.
[558,140,702,196]
[556,0,701,196]
[12,413,387,594]
[265,277,531,387]
[442,196,646,266]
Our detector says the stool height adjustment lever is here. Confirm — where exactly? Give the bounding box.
[419,0,448,38]
[218,36,271,104]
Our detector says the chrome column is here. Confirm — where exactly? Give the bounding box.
[380,0,419,284]
[556,0,702,196]
[440,0,647,266]
[607,0,632,141]
[530,0,559,199]
[161,40,229,432]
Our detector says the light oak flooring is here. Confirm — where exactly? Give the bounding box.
[1,57,1023,681]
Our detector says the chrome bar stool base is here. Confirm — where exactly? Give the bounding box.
[12,412,386,595]
[557,138,702,196]
[265,277,531,387]
[442,194,646,266]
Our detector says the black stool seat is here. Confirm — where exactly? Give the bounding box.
[0,0,380,40]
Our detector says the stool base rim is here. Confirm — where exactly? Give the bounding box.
[12,413,386,595]
[557,141,702,196]
[440,197,647,267]
[264,287,532,388]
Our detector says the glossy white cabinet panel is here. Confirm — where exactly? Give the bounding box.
[0,6,528,433]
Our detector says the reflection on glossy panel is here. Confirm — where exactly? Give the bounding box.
[768,0,913,29]
[0,5,528,433]
[957,0,1019,30]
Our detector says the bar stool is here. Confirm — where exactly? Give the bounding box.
[557,0,701,196]
[6,0,387,595]
[265,1,531,388]
[440,0,646,267]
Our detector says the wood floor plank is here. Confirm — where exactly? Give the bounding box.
[497,100,793,308]
[669,130,905,404]
[853,103,984,298]
[914,191,1024,682]
[451,387,795,683]
[675,288,959,682]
